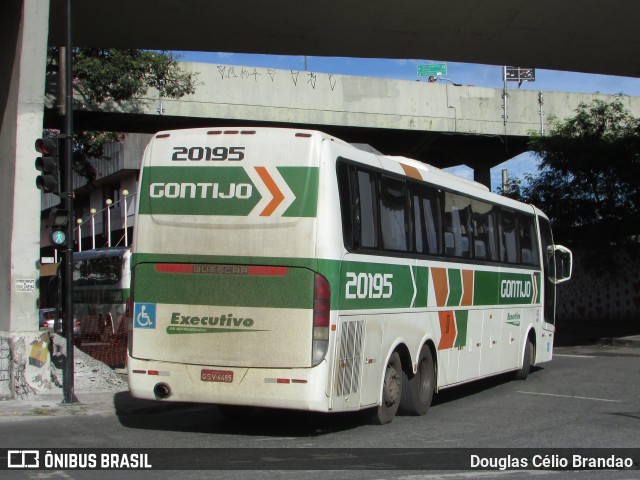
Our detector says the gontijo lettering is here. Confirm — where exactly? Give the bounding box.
[500,279,532,298]
[150,182,252,199]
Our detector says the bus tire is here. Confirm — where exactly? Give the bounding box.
[400,345,435,416]
[369,351,402,425]
[514,338,534,380]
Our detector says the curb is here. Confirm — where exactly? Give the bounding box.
[598,336,640,348]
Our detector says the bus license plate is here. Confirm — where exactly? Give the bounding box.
[201,369,233,383]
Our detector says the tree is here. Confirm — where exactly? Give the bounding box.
[46,48,198,183]
[502,97,640,245]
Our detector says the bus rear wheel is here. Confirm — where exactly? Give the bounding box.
[514,338,534,380]
[369,351,402,425]
[400,345,435,416]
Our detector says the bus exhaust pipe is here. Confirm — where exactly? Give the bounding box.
[153,383,171,399]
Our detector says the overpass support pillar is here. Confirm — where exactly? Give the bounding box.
[0,0,54,399]
[473,167,492,190]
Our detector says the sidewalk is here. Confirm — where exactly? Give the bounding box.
[0,388,199,419]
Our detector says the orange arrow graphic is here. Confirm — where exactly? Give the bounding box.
[255,166,285,216]
[438,311,457,350]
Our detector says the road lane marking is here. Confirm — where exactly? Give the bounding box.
[518,391,622,403]
[553,354,596,358]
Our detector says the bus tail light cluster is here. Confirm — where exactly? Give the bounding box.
[312,273,330,366]
[127,269,135,356]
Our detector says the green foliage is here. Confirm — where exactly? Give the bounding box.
[47,48,198,183]
[71,49,197,103]
[509,98,640,245]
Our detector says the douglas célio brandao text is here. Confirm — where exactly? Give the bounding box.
[470,453,636,470]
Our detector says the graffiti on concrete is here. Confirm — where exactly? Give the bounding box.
[216,65,338,91]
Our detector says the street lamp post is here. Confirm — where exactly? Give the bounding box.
[122,189,129,247]
[76,218,83,252]
[90,208,96,250]
[106,199,113,247]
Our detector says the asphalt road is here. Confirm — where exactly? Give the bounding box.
[1,344,639,479]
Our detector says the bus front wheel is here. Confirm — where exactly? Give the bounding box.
[400,345,435,416]
[370,351,402,425]
[514,338,534,380]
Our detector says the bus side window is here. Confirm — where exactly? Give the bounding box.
[412,184,442,256]
[472,201,498,261]
[499,209,518,264]
[379,175,410,252]
[337,162,355,250]
[518,214,540,266]
[358,170,379,249]
[444,192,472,258]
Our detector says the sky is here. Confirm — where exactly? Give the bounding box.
[180,52,640,191]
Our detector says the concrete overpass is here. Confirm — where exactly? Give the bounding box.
[44,61,640,186]
[47,0,640,79]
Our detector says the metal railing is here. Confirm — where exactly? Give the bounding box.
[73,191,136,252]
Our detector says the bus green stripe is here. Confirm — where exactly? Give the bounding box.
[279,167,319,217]
[138,166,319,217]
[135,263,314,309]
[447,269,463,307]
[453,310,469,348]
[132,253,541,310]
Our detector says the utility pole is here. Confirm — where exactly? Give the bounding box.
[62,0,77,405]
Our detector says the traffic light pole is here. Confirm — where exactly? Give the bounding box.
[62,0,77,405]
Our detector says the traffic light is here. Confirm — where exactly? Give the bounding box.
[35,138,60,196]
[48,207,69,248]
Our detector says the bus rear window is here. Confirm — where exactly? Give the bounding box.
[73,257,123,286]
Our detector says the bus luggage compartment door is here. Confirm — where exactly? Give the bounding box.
[130,262,316,368]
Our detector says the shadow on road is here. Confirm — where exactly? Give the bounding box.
[113,391,368,437]
[112,367,545,437]
[431,367,543,407]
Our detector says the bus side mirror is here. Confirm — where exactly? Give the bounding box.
[551,245,572,284]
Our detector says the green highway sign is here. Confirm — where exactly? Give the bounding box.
[417,63,447,77]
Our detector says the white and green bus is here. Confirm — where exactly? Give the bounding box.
[128,127,572,424]
[72,246,132,345]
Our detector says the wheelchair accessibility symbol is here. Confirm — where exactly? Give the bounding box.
[133,303,156,329]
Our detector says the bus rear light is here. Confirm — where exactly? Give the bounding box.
[264,378,308,384]
[313,274,330,328]
[312,273,330,366]
[207,130,256,135]
[128,269,135,356]
[132,369,170,376]
[295,133,312,138]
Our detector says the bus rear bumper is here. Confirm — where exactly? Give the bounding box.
[127,355,332,412]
